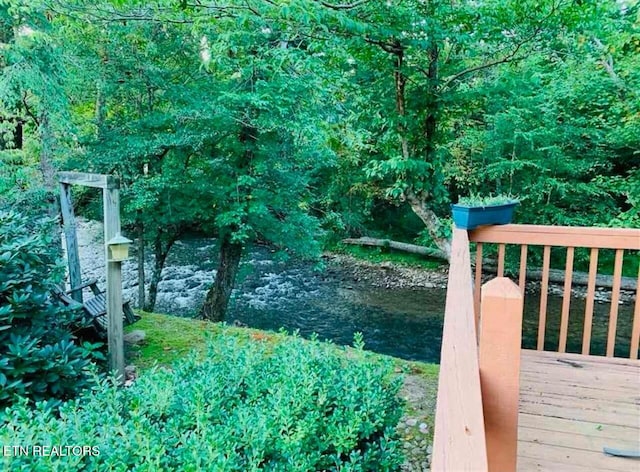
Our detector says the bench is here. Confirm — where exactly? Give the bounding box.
[54,279,140,336]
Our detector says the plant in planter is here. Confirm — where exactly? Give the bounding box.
[451,195,519,230]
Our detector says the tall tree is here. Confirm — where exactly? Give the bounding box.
[55,0,336,319]
[0,0,70,216]
[310,0,605,256]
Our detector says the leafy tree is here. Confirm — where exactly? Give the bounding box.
[0,0,71,216]
[447,0,640,229]
[55,1,336,319]
[333,1,605,256]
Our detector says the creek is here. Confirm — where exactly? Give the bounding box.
[70,220,636,363]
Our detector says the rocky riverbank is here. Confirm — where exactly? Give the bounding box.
[322,253,449,290]
[326,252,635,304]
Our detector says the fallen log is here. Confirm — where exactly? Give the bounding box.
[341,237,449,261]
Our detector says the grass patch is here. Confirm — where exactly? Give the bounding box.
[126,312,283,368]
[127,312,439,380]
[331,243,445,270]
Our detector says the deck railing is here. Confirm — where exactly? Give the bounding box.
[433,223,639,471]
[432,229,526,471]
[469,225,640,358]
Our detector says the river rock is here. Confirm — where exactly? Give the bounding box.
[124,330,146,345]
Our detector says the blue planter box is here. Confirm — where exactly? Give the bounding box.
[451,201,518,230]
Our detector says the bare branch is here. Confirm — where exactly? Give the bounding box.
[439,51,527,90]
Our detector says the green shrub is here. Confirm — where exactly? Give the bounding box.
[0,210,100,409]
[1,333,405,471]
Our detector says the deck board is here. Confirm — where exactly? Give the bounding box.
[517,349,640,471]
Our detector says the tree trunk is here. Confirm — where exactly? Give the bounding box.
[137,219,145,309]
[388,41,451,260]
[200,235,244,322]
[406,190,452,260]
[144,232,177,312]
[39,112,58,219]
[95,79,106,139]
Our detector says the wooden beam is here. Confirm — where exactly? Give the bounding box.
[474,242,483,334]
[470,224,640,250]
[59,171,119,189]
[606,249,624,357]
[538,246,551,350]
[479,277,523,472]
[59,183,83,303]
[518,244,528,294]
[558,247,574,353]
[432,228,488,472]
[103,187,125,380]
[582,248,599,356]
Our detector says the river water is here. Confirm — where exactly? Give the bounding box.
[70,221,636,363]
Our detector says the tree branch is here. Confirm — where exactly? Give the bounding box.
[440,1,561,90]
[21,93,39,127]
[439,52,528,90]
[317,0,370,10]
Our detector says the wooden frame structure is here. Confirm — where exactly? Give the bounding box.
[59,171,125,379]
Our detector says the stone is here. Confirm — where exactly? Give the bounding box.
[124,364,136,380]
[406,418,418,427]
[123,330,146,345]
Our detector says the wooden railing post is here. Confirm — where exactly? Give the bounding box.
[479,277,523,472]
[432,228,488,472]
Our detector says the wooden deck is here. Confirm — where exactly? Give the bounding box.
[518,349,640,471]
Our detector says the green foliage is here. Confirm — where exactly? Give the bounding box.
[0,210,100,410]
[2,332,405,471]
[446,1,639,228]
[456,195,518,207]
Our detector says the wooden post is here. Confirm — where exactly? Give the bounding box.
[479,277,523,472]
[59,183,83,302]
[432,229,489,472]
[103,185,125,380]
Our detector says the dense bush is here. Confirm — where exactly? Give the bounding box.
[1,333,405,471]
[0,210,100,409]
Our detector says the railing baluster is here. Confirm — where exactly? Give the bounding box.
[582,248,599,355]
[497,243,506,277]
[631,264,640,360]
[518,245,528,295]
[606,249,624,357]
[474,242,483,331]
[537,246,551,351]
[558,247,574,353]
